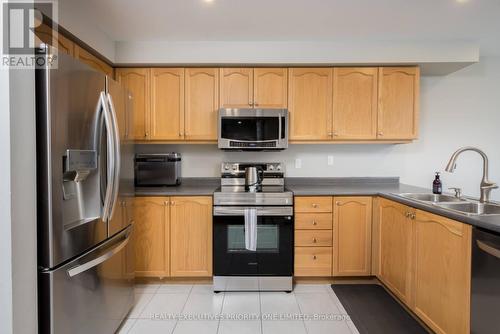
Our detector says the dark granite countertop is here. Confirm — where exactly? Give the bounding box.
[135,177,500,234]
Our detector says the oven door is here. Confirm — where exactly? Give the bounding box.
[213,206,293,276]
[218,108,288,150]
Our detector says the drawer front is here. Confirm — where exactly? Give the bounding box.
[295,213,333,230]
[295,230,332,247]
[294,247,332,276]
[295,197,333,213]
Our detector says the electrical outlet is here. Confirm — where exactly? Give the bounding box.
[327,155,334,166]
[295,158,302,169]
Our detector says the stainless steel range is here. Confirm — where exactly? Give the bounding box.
[213,162,294,292]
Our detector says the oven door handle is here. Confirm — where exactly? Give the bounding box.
[213,206,293,217]
[477,240,500,259]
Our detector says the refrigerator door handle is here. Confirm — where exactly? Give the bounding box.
[95,92,115,222]
[106,93,121,222]
[66,225,132,278]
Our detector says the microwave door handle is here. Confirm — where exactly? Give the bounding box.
[94,92,115,222]
[106,93,121,222]
[278,112,282,141]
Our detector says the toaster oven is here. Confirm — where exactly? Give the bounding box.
[134,153,181,186]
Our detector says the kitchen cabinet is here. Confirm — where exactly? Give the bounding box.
[150,68,185,140]
[74,45,114,76]
[132,197,170,278]
[332,68,378,140]
[378,67,419,140]
[253,68,288,108]
[219,68,253,108]
[376,198,414,306]
[185,68,219,141]
[288,68,333,141]
[294,196,333,276]
[333,196,372,276]
[115,68,150,140]
[170,196,213,277]
[219,68,287,109]
[413,210,471,334]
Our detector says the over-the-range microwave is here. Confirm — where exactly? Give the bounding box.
[218,108,288,151]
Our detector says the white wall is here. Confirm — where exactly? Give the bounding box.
[137,56,500,200]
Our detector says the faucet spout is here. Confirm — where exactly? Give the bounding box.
[445,147,497,203]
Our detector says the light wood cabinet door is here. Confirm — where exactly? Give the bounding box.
[132,197,170,278]
[170,196,213,277]
[295,196,333,213]
[295,247,333,276]
[295,230,333,247]
[151,68,185,140]
[74,45,114,76]
[333,68,378,140]
[413,210,471,334]
[253,68,288,108]
[378,67,419,140]
[185,68,219,141]
[333,197,372,276]
[219,68,253,108]
[377,198,414,306]
[295,213,333,230]
[288,68,333,141]
[116,68,150,140]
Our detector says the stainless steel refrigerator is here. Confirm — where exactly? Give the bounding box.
[36,49,135,334]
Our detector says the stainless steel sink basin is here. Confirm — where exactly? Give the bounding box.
[435,202,500,216]
[399,193,465,203]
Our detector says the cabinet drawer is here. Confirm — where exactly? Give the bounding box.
[295,197,333,213]
[295,213,333,230]
[295,230,332,247]
[294,247,332,276]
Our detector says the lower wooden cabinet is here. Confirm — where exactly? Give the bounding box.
[294,247,333,276]
[376,198,414,306]
[132,196,212,278]
[413,210,471,334]
[333,196,372,276]
[170,196,213,277]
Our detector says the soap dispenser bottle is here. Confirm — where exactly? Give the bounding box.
[433,172,442,194]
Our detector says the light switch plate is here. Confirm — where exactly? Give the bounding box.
[295,158,302,169]
[328,155,334,166]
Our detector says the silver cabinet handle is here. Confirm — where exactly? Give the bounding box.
[477,240,500,259]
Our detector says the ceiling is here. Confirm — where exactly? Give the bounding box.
[75,0,500,55]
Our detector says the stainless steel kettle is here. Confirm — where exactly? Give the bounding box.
[245,167,263,191]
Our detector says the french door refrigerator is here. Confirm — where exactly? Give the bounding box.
[36,49,135,334]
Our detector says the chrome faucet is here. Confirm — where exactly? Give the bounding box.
[445,147,498,203]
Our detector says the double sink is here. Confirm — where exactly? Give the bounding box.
[398,193,500,216]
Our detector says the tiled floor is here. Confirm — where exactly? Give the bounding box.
[118,283,359,334]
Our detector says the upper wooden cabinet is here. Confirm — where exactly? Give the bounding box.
[253,68,288,108]
[74,45,114,76]
[378,67,419,140]
[115,68,150,140]
[219,68,253,108]
[333,68,378,140]
[185,68,219,141]
[288,68,333,141]
[333,196,372,276]
[132,197,170,278]
[150,68,185,140]
[376,198,414,306]
[35,24,74,56]
[170,196,213,277]
[220,68,288,109]
[413,210,471,334]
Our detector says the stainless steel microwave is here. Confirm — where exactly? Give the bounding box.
[218,108,288,151]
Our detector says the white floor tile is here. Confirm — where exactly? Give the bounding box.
[173,320,219,334]
[218,320,261,334]
[221,292,261,316]
[293,284,330,293]
[295,293,341,316]
[191,284,215,294]
[128,319,176,334]
[116,318,136,334]
[157,284,193,294]
[303,320,352,334]
[182,292,224,317]
[135,284,160,294]
[260,292,300,316]
[262,320,307,334]
[140,293,189,319]
[128,293,155,319]
[328,290,349,315]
